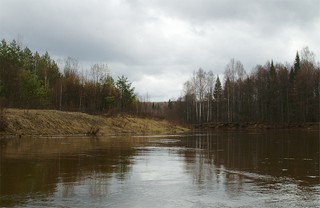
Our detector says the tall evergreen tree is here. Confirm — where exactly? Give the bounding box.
[269,60,276,78]
[213,76,222,100]
[214,76,222,121]
[115,75,136,111]
[294,51,300,73]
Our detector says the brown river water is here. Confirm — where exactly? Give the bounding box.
[0,130,319,207]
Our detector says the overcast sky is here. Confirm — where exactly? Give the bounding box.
[1,0,319,101]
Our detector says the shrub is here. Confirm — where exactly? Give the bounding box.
[0,98,7,131]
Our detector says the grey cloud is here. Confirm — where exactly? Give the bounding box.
[1,0,319,101]
[145,0,319,25]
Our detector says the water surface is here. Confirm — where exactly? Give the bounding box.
[0,130,319,207]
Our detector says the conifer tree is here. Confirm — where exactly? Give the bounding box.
[214,76,222,121]
[294,51,300,73]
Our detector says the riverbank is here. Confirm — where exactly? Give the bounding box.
[193,122,319,130]
[1,109,188,136]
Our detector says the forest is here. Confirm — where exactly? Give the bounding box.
[1,38,319,124]
[178,48,320,123]
[0,39,136,113]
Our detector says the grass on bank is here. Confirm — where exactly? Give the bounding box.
[1,108,188,136]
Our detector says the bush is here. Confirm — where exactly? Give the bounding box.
[0,98,7,131]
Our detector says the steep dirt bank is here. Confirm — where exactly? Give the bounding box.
[1,109,188,136]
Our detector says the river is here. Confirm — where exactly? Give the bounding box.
[0,130,319,207]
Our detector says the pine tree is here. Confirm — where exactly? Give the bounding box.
[214,76,222,121]
[214,76,222,100]
[294,51,300,74]
[115,75,136,111]
[269,60,276,78]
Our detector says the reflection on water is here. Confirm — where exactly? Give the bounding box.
[0,130,319,207]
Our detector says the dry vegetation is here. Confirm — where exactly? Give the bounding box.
[2,109,188,136]
[0,108,6,131]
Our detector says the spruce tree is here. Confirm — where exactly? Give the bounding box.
[214,76,222,100]
[294,51,300,74]
[214,76,223,122]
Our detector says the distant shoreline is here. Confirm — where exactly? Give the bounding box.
[193,122,319,130]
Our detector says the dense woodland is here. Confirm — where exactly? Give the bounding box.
[178,48,320,123]
[1,38,319,124]
[0,39,136,113]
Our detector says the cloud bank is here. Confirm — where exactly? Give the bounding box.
[1,0,319,101]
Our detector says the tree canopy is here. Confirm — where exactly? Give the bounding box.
[180,48,319,123]
[0,39,136,113]
[1,39,318,123]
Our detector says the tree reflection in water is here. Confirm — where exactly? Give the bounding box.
[180,130,319,201]
[0,136,138,207]
[0,131,319,207]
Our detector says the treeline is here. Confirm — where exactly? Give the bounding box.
[180,47,320,124]
[0,39,136,113]
[1,38,319,125]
